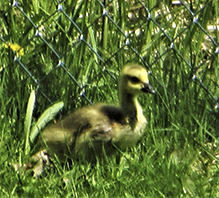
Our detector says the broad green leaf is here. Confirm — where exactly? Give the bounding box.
[30,101,64,143]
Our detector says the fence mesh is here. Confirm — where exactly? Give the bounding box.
[1,0,219,134]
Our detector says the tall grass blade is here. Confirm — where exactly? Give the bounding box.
[24,90,36,155]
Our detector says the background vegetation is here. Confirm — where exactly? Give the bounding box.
[1,0,219,197]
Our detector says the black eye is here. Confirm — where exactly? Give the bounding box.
[131,77,139,83]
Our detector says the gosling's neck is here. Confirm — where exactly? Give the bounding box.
[120,91,144,131]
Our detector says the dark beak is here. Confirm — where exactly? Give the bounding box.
[141,83,156,94]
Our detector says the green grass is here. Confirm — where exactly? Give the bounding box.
[1,0,219,197]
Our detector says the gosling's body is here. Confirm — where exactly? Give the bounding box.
[41,64,154,161]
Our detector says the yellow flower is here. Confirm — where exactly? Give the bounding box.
[4,42,24,56]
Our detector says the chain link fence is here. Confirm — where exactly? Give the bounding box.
[1,0,219,136]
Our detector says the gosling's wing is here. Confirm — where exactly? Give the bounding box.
[71,104,127,154]
[41,104,126,156]
[68,105,123,142]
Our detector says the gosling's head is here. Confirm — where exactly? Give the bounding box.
[120,64,155,96]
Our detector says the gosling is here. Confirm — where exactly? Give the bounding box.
[33,64,154,172]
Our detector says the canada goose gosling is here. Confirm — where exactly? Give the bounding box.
[31,64,154,175]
